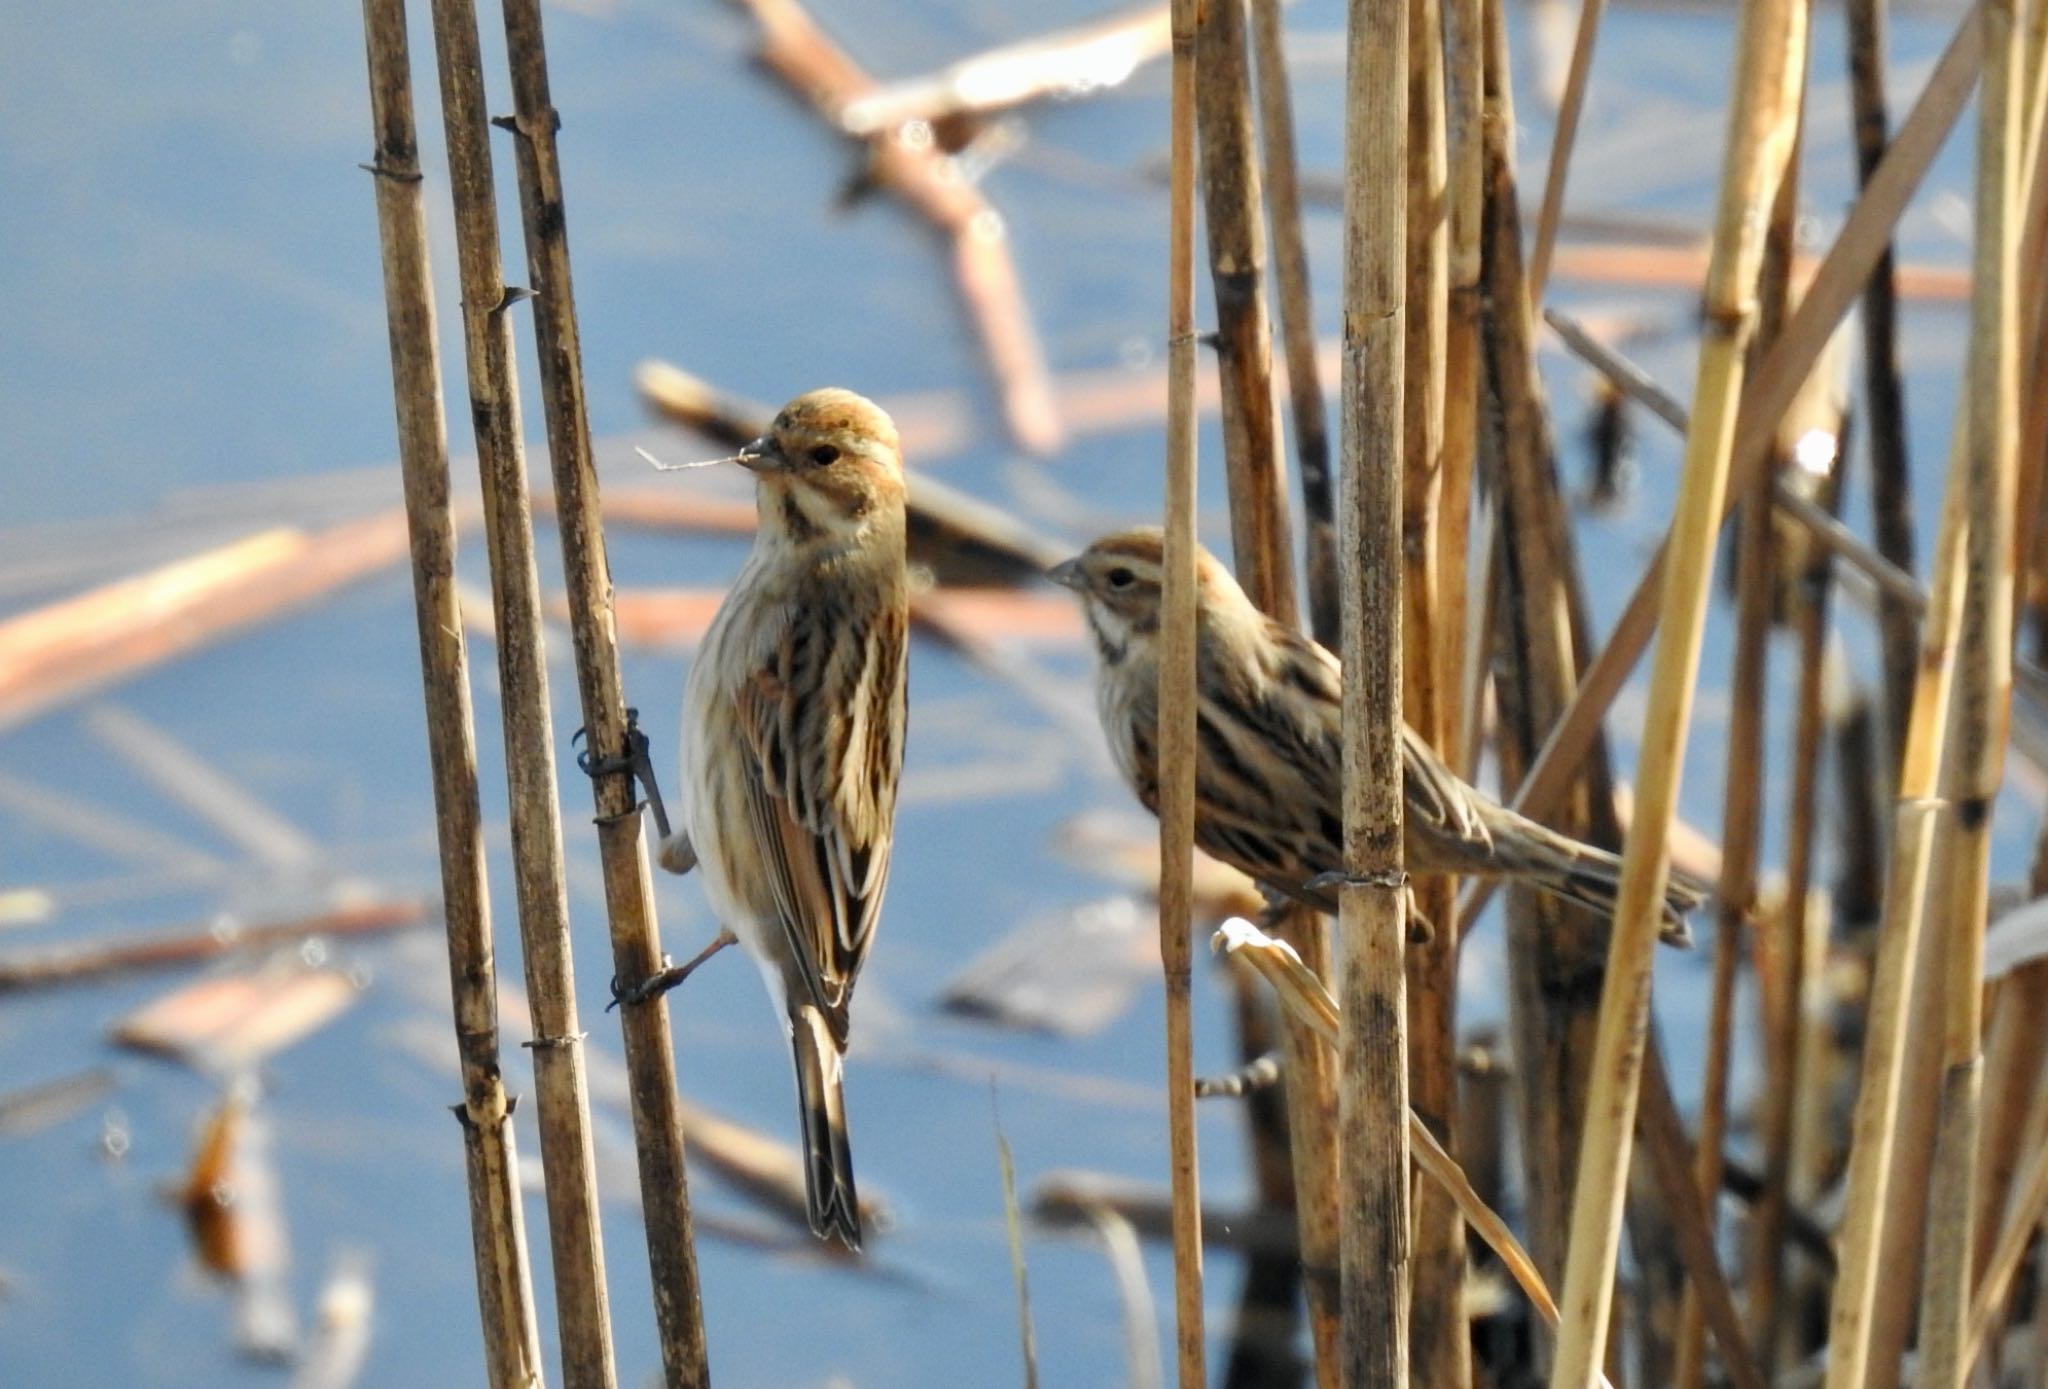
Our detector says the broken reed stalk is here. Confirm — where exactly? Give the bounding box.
[1544,0,1807,1372]
[1844,0,1918,768]
[1455,5,1985,930]
[1212,2,1345,1373]
[1821,433,1974,1387]
[357,2,544,1382]
[1916,0,2024,1371]
[423,1,619,1382]
[1337,0,1410,1377]
[1673,353,1779,1389]
[1159,0,1206,1382]
[494,4,711,1382]
[1524,0,1607,302]
[1400,0,1465,1373]
[1248,0,1338,646]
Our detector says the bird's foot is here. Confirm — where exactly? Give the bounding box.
[574,707,672,841]
[607,929,738,1010]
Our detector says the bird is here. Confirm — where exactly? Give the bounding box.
[631,387,909,1251]
[1048,528,1704,942]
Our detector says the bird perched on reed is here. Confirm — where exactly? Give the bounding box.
[1049,529,1703,941]
[631,387,908,1251]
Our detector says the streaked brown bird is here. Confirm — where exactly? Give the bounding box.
[1049,528,1702,942]
[641,387,909,1250]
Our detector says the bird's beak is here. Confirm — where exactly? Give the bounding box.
[1046,558,1086,591]
[733,434,782,473]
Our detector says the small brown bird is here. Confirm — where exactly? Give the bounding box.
[642,388,909,1250]
[1049,529,1702,941]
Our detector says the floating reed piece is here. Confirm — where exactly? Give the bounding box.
[1337,0,1411,1382]
[1545,0,1807,1373]
[494,2,712,1380]
[1157,0,1205,1382]
[357,0,544,1381]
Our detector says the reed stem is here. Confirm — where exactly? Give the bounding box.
[1338,0,1411,1376]
[359,1,545,1381]
[494,3,712,1380]
[1160,1,1207,1382]
[1916,0,2025,1371]
[1544,0,1808,1370]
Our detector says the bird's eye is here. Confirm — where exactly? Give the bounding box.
[1106,566,1135,589]
[808,444,841,467]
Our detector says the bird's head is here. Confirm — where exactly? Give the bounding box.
[1048,528,1246,666]
[737,388,905,547]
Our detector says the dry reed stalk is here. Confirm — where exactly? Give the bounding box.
[1159,1,1206,1381]
[1250,0,1337,646]
[1455,4,1985,929]
[1195,0,1290,582]
[1524,0,1608,302]
[1634,1051,1766,1389]
[1196,2,1346,1376]
[1242,14,1346,1373]
[1821,433,1973,1387]
[422,1,622,1381]
[1754,495,1840,1374]
[729,0,1060,455]
[1540,311,1923,609]
[1337,0,1411,1374]
[1672,347,1778,1389]
[1474,8,1623,1356]
[1915,0,2025,1371]
[358,3,544,1381]
[1973,964,2048,1283]
[1745,156,1819,1366]
[1400,0,1463,1373]
[2014,28,2048,657]
[1964,1122,2048,1366]
[1845,0,1918,769]
[1543,0,1807,1370]
[1218,972,1305,1386]
[1438,0,1482,780]
[494,5,711,1381]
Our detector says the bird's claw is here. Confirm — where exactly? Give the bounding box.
[575,707,672,841]
[606,930,737,1011]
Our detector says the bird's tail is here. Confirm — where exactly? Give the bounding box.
[1494,813,1706,947]
[790,1004,862,1251]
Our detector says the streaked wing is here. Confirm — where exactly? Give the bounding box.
[732,593,906,1036]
